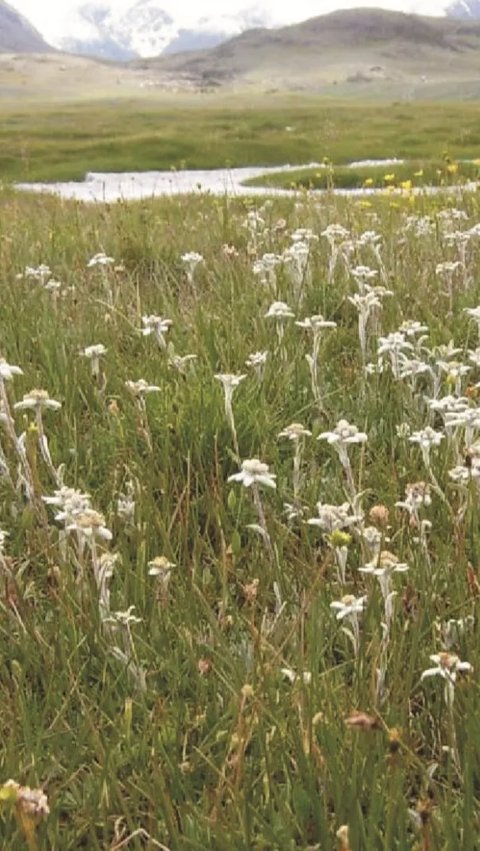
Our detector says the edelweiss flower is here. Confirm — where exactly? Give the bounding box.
[14,389,61,412]
[214,373,246,394]
[318,419,368,446]
[295,315,337,333]
[264,301,295,320]
[307,501,362,532]
[228,458,276,489]
[245,350,268,380]
[66,509,112,542]
[141,315,172,348]
[330,594,367,620]
[80,344,107,378]
[278,422,312,441]
[409,427,444,450]
[43,486,92,526]
[148,555,175,578]
[0,359,23,381]
[125,379,161,397]
[359,550,409,579]
[421,652,472,684]
[87,252,114,267]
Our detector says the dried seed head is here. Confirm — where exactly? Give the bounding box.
[345,710,381,731]
[369,504,390,526]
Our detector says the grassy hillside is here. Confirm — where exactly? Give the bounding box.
[143,7,480,94]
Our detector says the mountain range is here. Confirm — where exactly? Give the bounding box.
[0,1,52,52]
[141,6,480,93]
[6,0,480,60]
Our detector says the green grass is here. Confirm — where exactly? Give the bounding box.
[0,183,479,847]
[2,97,480,181]
[244,158,480,191]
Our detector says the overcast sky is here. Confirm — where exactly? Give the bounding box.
[12,0,446,40]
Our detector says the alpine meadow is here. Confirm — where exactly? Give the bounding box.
[1,2,480,849]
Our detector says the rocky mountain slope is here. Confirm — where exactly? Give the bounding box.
[0,0,52,52]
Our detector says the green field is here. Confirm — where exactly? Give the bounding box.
[0,173,480,847]
[2,97,480,182]
[244,158,480,191]
[1,93,480,848]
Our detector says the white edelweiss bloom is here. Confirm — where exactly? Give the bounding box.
[321,223,350,243]
[348,291,382,313]
[361,525,383,556]
[356,229,382,247]
[278,422,312,441]
[295,314,337,332]
[245,350,268,380]
[0,529,8,555]
[428,395,469,415]
[399,320,429,337]
[291,228,318,244]
[214,373,246,392]
[148,555,175,578]
[181,251,203,266]
[396,481,432,514]
[409,427,444,450]
[168,354,197,375]
[80,344,107,359]
[14,389,61,412]
[243,210,265,233]
[125,379,161,397]
[398,357,432,381]
[43,486,92,519]
[449,463,480,482]
[141,315,173,348]
[464,305,480,323]
[433,340,463,361]
[438,616,475,650]
[377,332,414,357]
[0,359,23,381]
[283,502,306,522]
[281,667,312,685]
[66,508,113,542]
[351,265,378,285]
[23,263,52,283]
[318,419,368,446]
[87,252,114,268]
[444,407,480,432]
[404,214,434,238]
[468,347,480,368]
[44,279,62,293]
[359,550,409,578]
[307,501,362,532]
[264,301,295,320]
[246,350,268,368]
[228,458,276,489]
[253,253,282,285]
[437,360,470,380]
[103,605,142,626]
[421,652,472,684]
[365,360,385,375]
[330,594,367,620]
